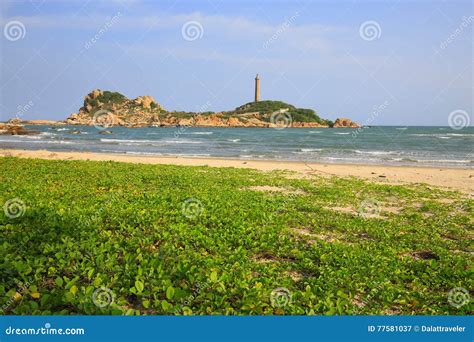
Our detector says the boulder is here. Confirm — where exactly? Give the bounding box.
[0,125,40,135]
[7,118,23,125]
[333,118,360,128]
[133,96,158,110]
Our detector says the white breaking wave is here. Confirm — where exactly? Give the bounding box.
[101,138,156,144]
[416,159,472,164]
[227,139,240,142]
[172,153,211,157]
[446,133,473,137]
[300,148,323,152]
[100,138,202,144]
[309,131,322,134]
[334,132,350,135]
[161,139,203,144]
[190,132,213,135]
[354,150,396,155]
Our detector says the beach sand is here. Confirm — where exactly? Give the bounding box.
[1,148,472,194]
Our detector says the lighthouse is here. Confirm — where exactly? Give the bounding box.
[254,74,260,102]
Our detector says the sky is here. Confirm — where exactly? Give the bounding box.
[0,0,472,125]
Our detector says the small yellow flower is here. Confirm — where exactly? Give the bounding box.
[31,292,41,299]
[13,292,22,301]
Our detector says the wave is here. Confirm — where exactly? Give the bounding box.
[0,139,73,144]
[446,133,473,137]
[161,139,203,144]
[396,127,407,130]
[309,131,322,134]
[125,151,163,156]
[333,132,350,135]
[190,132,213,135]
[354,150,396,155]
[172,153,211,157]
[239,154,266,158]
[322,157,377,162]
[23,135,44,140]
[410,133,472,138]
[416,159,472,164]
[300,148,323,152]
[100,138,202,145]
[101,138,155,144]
[227,139,240,142]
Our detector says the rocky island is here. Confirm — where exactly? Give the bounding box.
[5,89,360,129]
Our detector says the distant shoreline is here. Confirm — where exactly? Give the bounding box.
[1,148,472,194]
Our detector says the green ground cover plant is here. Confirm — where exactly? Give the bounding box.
[0,157,472,315]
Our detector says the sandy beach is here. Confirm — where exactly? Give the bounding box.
[1,148,472,194]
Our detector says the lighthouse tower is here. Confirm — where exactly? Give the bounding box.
[254,74,260,102]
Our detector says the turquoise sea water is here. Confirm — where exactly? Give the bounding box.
[1,125,472,168]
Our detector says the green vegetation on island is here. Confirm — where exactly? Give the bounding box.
[230,100,332,126]
[0,157,471,315]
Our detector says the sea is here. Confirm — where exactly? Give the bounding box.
[1,125,473,168]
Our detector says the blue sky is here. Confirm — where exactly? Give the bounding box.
[0,0,472,125]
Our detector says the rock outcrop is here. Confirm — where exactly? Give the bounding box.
[333,118,361,128]
[0,123,40,135]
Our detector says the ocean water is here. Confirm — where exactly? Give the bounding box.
[1,125,473,168]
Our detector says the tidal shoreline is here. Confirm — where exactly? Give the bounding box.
[1,148,472,194]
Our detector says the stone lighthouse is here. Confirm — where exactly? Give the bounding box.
[254,74,260,102]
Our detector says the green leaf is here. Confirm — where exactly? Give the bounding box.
[210,271,218,282]
[70,285,78,295]
[135,280,144,294]
[166,286,175,300]
[161,300,170,311]
[55,277,63,287]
